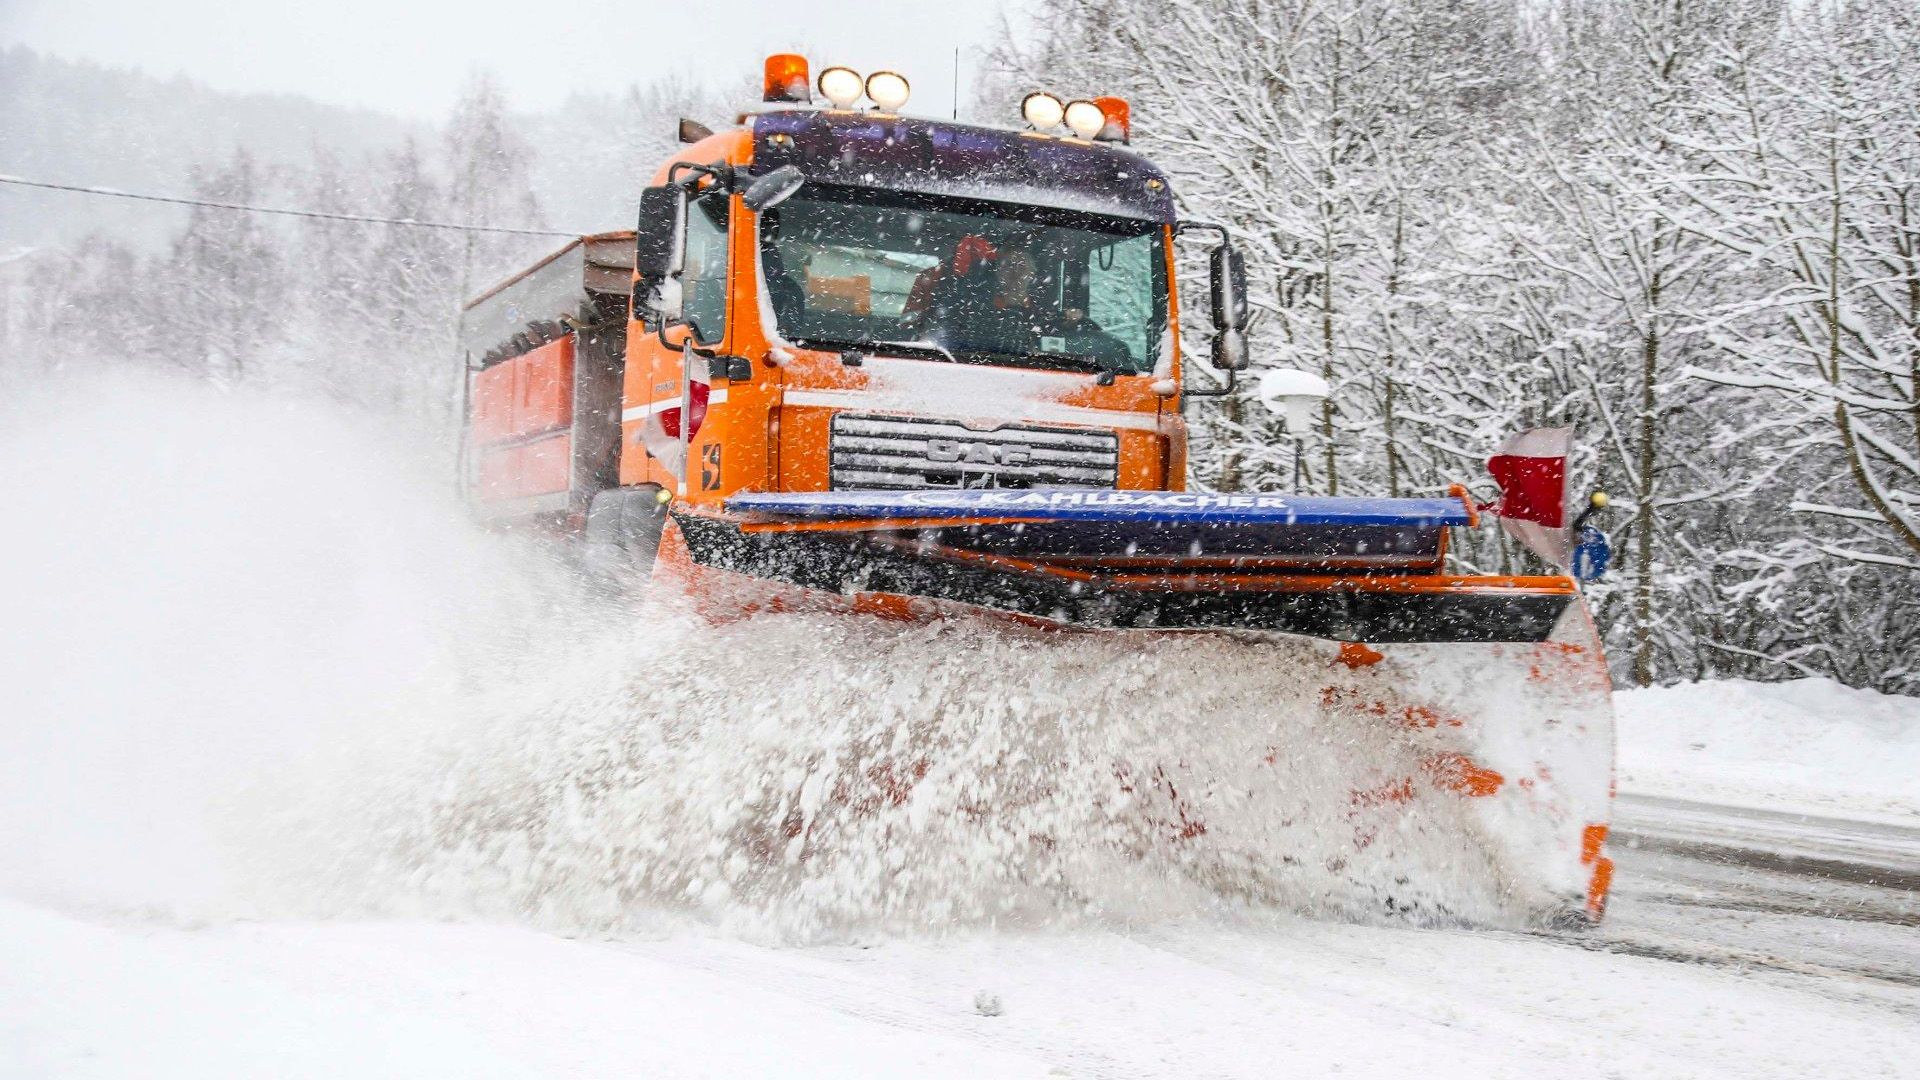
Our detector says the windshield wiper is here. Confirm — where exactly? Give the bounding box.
[858,339,959,363]
[789,336,949,365]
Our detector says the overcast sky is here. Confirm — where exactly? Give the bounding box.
[1,0,1010,119]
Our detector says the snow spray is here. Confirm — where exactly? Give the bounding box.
[0,373,1557,938]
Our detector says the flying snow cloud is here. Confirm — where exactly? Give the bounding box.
[0,372,563,913]
[0,371,1568,936]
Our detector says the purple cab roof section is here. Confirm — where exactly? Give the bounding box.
[751,111,1176,223]
[726,489,1472,527]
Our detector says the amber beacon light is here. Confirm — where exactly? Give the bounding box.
[1093,96,1131,142]
[763,54,811,103]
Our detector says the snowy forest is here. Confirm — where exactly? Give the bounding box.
[2,0,1916,693]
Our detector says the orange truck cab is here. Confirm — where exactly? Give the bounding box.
[460,57,1253,575]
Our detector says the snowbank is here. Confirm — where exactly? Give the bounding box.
[1614,678,1920,824]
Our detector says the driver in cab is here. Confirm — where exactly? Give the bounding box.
[903,236,1124,366]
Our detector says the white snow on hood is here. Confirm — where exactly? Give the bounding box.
[786,355,1157,431]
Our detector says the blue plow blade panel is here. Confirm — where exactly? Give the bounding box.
[720,488,1467,565]
[679,488,1563,640]
[725,488,1472,528]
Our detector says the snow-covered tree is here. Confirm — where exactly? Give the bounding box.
[990,0,1919,690]
[1675,0,1919,571]
[164,150,285,382]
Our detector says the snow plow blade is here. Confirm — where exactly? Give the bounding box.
[654,487,1617,925]
[666,488,1574,644]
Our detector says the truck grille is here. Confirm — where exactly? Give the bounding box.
[830,413,1119,490]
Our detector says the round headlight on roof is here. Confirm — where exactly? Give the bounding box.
[818,66,864,109]
[1022,92,1065,130]
[1063,100,1106,139]
[866,71,910,112]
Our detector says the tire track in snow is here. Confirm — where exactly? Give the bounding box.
[1539,794,1920,1005]
[1612,793,1920,893]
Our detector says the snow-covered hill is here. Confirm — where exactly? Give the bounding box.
[0,47,719,253]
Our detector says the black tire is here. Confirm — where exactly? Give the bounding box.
[582,485,670,590]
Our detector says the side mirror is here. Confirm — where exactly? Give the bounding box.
[1211,328,1250,373]
[633,185,686,322]
[1207,244,1251,371]
[635,186,684,280]
[1210,245,1250,331]
[742,165,806,212]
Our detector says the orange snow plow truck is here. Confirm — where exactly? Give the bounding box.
[457,56,1618,924]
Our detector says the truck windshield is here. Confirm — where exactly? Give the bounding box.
[758,186,1167,375]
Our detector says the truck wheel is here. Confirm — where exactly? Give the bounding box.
[582,485,670,589]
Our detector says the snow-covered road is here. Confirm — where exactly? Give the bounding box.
[6,793,1917,1080]
[1570,794,1920,996]
[1567,680,1920,1013]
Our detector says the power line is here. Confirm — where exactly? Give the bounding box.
[0,174,583,238]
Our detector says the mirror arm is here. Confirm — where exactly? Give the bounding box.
[1176,220,1232,244]
[651,314,718,358]
[1182,365,1237,398]
[653,314,681,351]
[667,160,736,195]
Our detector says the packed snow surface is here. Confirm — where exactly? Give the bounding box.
[1615,678,1920,825]
[1,373,1913,1077]
[9,894,1918,1080]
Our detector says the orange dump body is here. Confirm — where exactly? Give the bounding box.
[470,337,574,504]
